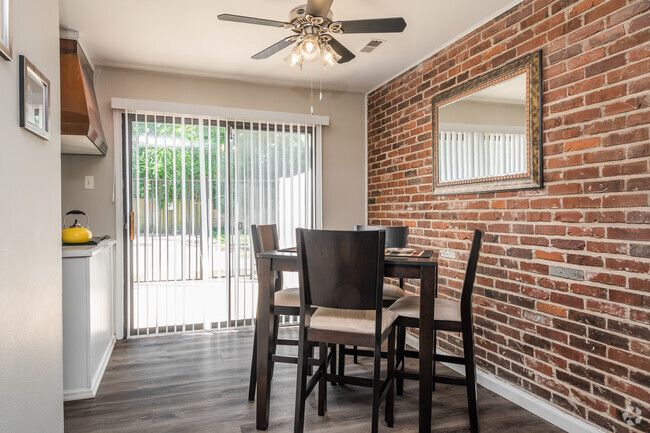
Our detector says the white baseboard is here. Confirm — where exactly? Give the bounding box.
[64,336,116,402]
[405,333,604,433]
[63,388,96,401]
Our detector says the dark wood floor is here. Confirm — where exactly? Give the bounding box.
[64,328,561,432]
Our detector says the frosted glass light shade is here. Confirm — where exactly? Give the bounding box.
[284,45,304,69]
[299,35,321,62]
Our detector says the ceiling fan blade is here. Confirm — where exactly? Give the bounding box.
[217,14,286,28]
[328,37,355,64]
[252,38,295,59]
[306,0,334,17]
[340,18,407,33]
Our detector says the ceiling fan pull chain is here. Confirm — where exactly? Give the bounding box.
[310,69,314,115]
[319,65,323,102]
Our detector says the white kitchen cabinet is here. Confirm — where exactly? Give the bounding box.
[62,240,116,401]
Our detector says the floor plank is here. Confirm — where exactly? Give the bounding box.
[64,328,562,432]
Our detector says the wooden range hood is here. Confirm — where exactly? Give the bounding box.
[60,37,107,155]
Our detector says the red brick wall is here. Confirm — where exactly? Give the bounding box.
[367,0,650,431]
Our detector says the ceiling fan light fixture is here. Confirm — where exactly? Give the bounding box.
[299,34,321,61]
[321,43,341,67]
[284,45,304,69]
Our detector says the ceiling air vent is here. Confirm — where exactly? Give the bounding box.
[360,39,385,53]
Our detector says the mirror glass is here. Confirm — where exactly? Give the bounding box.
[438,74,526,184]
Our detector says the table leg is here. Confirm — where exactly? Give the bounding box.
[256,257,274,430]
[419,265,436,433]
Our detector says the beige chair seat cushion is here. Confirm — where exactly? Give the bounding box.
[310,307,397,335]
[388,296,461,323]
[383,283,405,300]
[274,287,300,307]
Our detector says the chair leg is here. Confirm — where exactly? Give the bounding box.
[270,315,280,380]
[294,330,310,433]
[318,342,328,416]
[396,325,405,396]
[330,344,337,386]
[353,345,358,364]
[463,326,479,433]
[371,341,382,433]
[385,327,396,427]
[338,344,346,379]
[248,320,258,401]
[308,343,315,375]
[432,328,437,392]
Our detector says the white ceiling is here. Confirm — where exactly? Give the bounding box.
[466,74,526,105]
[59,0,521,93]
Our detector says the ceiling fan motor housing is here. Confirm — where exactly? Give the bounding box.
[289,4,334,22]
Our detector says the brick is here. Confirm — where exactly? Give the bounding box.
[588,356,630,378]
[554,211,582,222]
[585,271,627,287]
[608,227,650,241]
[602,193,648,208]
[551,292,585,309]
[551,239,586,251]
[606,258,650,274]
[569,363,606,384]
[549,266,585,281]
[535,250,564,262]
[607,319,650,341]
[630,243,650,258]
[537,302,568,318]
[552,343,586,363]
[586,299,628,318]
[564,137,600,152]
[566,254,603,267]
[569,335,607,357]
[585,84,626,105]
[570,283,607,299]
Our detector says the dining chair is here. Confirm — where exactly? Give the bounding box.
[294,228,396,433]
[248,224,310,401]
[354,225,409,304]
[388,229,483,433]
[342,225,409,367]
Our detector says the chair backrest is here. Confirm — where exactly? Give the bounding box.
[296,228,385,311]
[354,225,408,249]
[251,224,283,287]
[460,229,483,316]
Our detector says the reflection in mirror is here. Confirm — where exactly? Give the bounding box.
[438,73,526,184]
[432,50,542,195]
[27,70,45,129]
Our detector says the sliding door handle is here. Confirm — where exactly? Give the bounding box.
[129,212,135,241]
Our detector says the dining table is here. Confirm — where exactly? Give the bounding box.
[254,247,439,433]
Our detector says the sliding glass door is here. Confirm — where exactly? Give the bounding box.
[123,112,316,337]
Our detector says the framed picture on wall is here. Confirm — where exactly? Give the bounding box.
[20,55,51,140]
[0,0,10,60]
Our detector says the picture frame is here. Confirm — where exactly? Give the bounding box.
[20,55,51,140]
[0,0,10,60]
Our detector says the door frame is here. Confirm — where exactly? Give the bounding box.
[118,111,323,337]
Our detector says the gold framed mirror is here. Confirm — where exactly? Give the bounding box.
[432,50,542,195]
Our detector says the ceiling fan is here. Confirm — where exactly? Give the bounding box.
[218,0,407,69]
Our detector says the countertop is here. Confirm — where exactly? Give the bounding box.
[62,239,116,258]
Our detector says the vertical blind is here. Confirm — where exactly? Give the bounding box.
[124,111,317,337]
[438,130,527,183]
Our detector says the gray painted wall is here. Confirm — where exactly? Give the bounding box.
[61,68,367,237]
[0,0,64,431]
